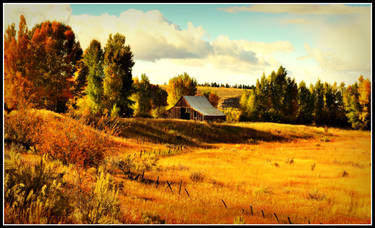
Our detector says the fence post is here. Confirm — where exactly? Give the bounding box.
[156,176,159,188]
[185,188,190,197]
[273,213,279,223]
[261,210,265,218]
[166,180,173,193]
[221,199,227,209]
[288,217,293,224]
[250,205,253,216]
[178,180,182,194]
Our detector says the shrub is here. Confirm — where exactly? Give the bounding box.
[37,116,105,168]
[117,153,159,180]
[141,212,165,224]
[190,172,205,182]
[4,108,43,150]
[4,153,71,224]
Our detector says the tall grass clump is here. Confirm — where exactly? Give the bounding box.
[71,167,121,224]
[117,153,159,180]
[4,152,71,224]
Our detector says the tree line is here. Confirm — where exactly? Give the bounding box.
[239,66,371,129]
[4,15,371,130]
[198,82,254,90]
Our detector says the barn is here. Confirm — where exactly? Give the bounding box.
[163,96,226,122]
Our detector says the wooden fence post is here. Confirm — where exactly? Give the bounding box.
[273,213,279,223]
[288,217,293,224]
[178,180,182,194]
[166,180,173,193]
[156,176,159,188]
[261,210,265,218]
[221,199,227,209]
[185,188,190,197]
[250,205,253,216]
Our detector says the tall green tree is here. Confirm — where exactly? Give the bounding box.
[297,81,314,124]
[311,80,325,125]
[103,33,135,117]
[166,72,197,107]
[131,74,168,117]
[343,76,371,129]
[83,39,104,115]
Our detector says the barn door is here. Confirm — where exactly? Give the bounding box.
[181,107,190,120]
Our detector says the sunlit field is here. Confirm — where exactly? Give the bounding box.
[4,110,371,224]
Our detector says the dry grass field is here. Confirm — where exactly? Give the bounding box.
[159,85,244,105]
[4,110,371,224]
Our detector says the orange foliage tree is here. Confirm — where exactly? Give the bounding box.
[4,15,83,113]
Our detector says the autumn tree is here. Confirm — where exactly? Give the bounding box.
[166,72,197,107]
[103,33,135,117]
[201,90,220,108]
[4,15,35,111]
[28,20,83,112]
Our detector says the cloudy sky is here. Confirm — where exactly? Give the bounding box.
[3,3,372,86]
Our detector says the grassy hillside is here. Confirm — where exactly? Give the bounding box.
[4,109,371,224]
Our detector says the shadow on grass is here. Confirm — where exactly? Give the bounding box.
[115,118,318,147]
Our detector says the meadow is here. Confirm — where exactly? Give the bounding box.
[3,109,371,224]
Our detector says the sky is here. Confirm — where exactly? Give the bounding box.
[3,3,372,86]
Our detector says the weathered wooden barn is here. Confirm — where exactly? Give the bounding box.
[163,96,226,121]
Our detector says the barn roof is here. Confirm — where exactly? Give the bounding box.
[183,96,226,116]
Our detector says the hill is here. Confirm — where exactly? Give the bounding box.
[159,85,245,107]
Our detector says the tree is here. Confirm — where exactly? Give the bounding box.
[311,80,325,125]
[4,15,35,110]
[131,74,153,117]
[201,90,220,108]
[82,39,105,115]
[150,84,168,117]
[343,76,371,129]
[131,74,168,117]
[29,20,83,112]
[166,72,197,107]
[103,33,135,117]
[297,81,314,124]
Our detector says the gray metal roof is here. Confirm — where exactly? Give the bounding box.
[183,96,226,116]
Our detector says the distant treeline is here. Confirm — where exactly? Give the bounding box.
[238,66,371,130]
[198,82,254,89]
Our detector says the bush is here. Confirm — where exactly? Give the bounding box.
[4,108,43,150]
[117,153,159,180]
[4,153,71,224]
[190,172,205,182]
[141,212,165,224]
[37,116,105,168]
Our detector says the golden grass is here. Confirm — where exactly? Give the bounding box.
[4,110,371,224]
[159,85,244,105]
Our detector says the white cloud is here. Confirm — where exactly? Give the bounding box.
[219,4,370,15]
[3,4,72,32]
[69,9,213,61]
